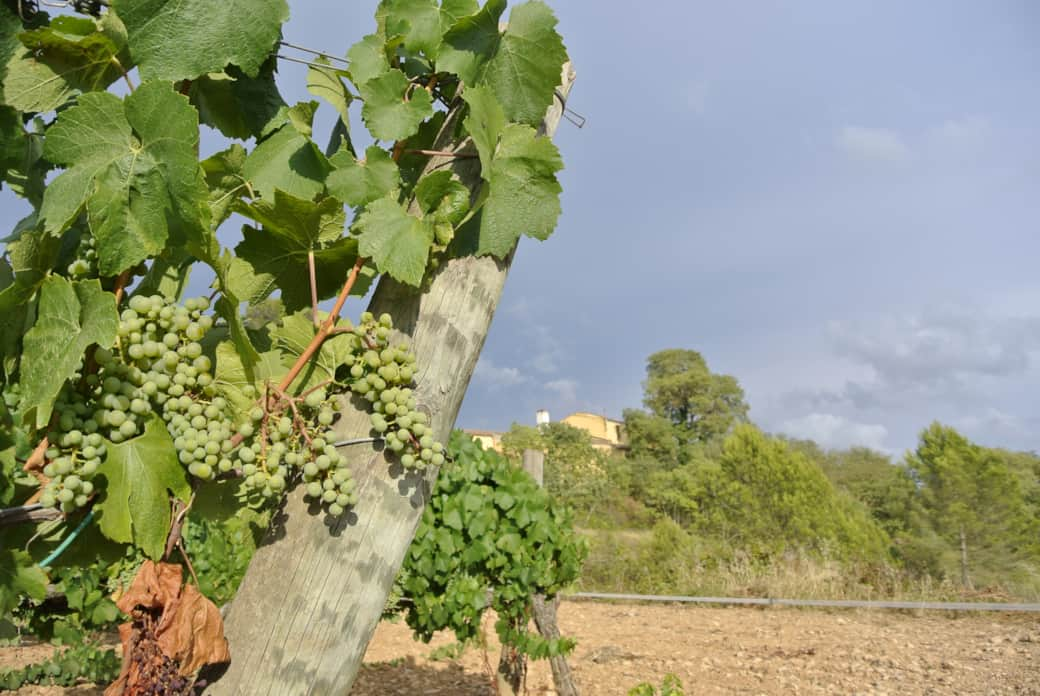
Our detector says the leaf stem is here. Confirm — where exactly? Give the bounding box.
[112,57,135,92]
[404,148,477,159]
[112,270,132,305]
[308,250,319,328]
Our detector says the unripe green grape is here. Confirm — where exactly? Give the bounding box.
[119,420,138,438]
[350,364,365,378]
[238,422,254,438]
[401,454,415,468]
[304,390,324,408]
[421,448,433,461]
[318,410,333,426]
[335,493,351,507]
[306,482,323,498]
[431,453,445,466]
[58,488,75,504]
[322,489,337,503]
[238,447,255,463]
[328,503,344,516]
[80,480,94,496]
[277,417,292,435]
[40,492,56,508]
[311,437,327,451]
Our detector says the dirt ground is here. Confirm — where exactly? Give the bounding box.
[3,601,1039,694]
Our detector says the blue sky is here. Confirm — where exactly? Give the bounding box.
[4,1,1039,457]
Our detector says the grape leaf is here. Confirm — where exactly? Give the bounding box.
[0,115,47,206]
[440,1,566,126]
[307,57,353,125]
[440,0,480,31]
[233,189,346,248]
[352,195,432,287]
[437,0,505,84]
[0,106,22,186]
[39,81,210,275]
[474,123,562,258]
[1,13,131,113]
[214,341,285,416]
[415,170,470,225]
[114,0,289,81]
[326,144,401,207]
[359,69,434,141]
[96,416,191,560]
[201,144,249,229]
[230,190,370,311]
[346,33,391,87]
[0,546,47,618]
[242,104,332,200]
[462,85,505,173]
[189,62,285,140]
[20,276,118,429]
[382,0,443,58]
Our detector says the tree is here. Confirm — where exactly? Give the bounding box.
[816,446,919,539]
[501,421,608,512]
[622,408,680,468]
[641,349,748,446]
[905,423,1037,590]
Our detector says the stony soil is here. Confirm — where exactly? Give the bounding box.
[3,601,1039,694]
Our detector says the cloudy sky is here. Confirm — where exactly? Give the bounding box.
[4,1,1039,458]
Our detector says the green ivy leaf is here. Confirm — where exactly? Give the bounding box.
[189,62,285,140]
[327,144,401,207]
[475,123,562,257]
[96,416,191,559]
[114,0,289,81]
[1,13,131,113]
[440,1,566,126]
[40,81,210,275]
[352,195,432,287]
[359,69,434,141]
[0,546,47,618]
[20,277,118,429]
[242,104,332,200]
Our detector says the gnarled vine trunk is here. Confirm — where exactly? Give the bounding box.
[205,64,575,696]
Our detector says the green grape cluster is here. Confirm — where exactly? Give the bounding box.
[38,294,223,511]
[345,312,442,470]
[65,232,98,279]
[234,389,357,515]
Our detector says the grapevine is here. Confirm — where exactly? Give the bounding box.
[0,0,570,691]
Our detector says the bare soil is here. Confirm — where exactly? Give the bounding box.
[4,601,1039,694]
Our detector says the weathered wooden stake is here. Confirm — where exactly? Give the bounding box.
[206,64,575,696]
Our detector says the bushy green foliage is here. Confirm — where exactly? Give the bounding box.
[0,639,120,691]
[628,673,685,696]
[394,432,586,659]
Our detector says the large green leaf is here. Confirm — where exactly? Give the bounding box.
[230,190,370,311]
[189,62,285,140]
[39,81,210,275]
[382,0,443,58]
[327,144,401,207]
[415,170,470,225]
[242,104,332,200]
[462,85,505,173]
[352,194,432,287]
[1,13,131,113]
[269,310,355,393]
[201,144,250,229]
[307,57,353,126]
[20,276,118,429]
[346,33,391,87]
[96,417,191,560]
[213,341,285,416]
[0,546,47,618]
[440,1,566,126]
[114,0,289,81]
[475,123,562,257]
[359,69,434,141]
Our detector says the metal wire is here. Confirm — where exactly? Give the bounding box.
[278,40,349,65]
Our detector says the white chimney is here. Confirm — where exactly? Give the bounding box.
[535,409,550,427]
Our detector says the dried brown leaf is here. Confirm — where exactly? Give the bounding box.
[116,560,183,614]
[156,582,231,675]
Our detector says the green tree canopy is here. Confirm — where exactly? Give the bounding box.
[500,421,608,511]
[640,349,748,446]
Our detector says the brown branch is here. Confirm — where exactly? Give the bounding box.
[163,493,195,561]
[113,269,132,305]
[276,257,365,393]
[179,540,200,587]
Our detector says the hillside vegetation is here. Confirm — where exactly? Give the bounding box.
[502,349,1040,601]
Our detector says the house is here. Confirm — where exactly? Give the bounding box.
[462,410,627,453]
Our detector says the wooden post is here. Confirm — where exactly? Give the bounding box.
[206,65,575,696]
[499,448,580,696]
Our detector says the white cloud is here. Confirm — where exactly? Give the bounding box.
[545,378,578,402]
[926,116,991,156]
[835,126,910,163]
[473,357,527,389]
[778,412,890,452]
